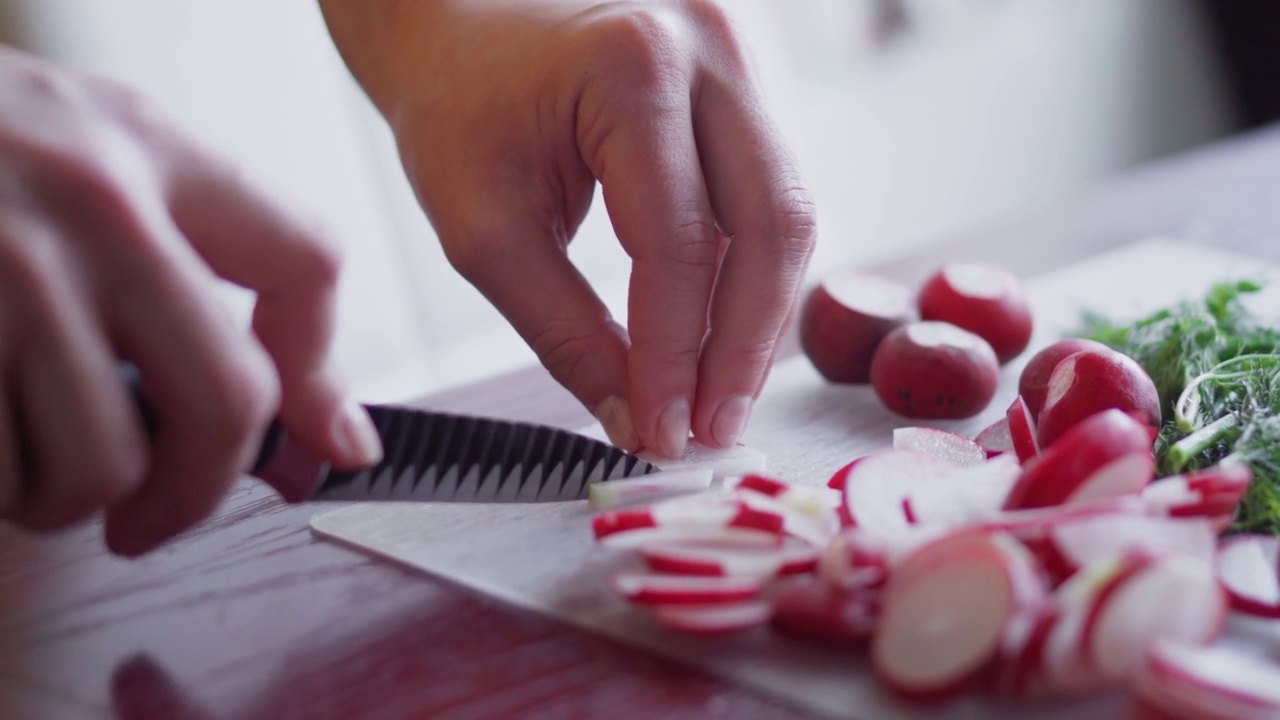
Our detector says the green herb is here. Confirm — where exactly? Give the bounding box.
[1081,280,1280,534]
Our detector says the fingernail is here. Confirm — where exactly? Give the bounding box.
[333,398,383,466]
[594,396,639,451]
[711,395,753,448]
[656,399,691,459]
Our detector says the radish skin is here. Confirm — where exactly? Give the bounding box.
[1133,641,1280,720]
[869,321,1000,419]
[1005,396,1041,464]
[800,272,915,384]
[1018,339,1113,419]
[1216,534,1280,619]
[1037,349,1161,448]
[918,263,1034,364]
[651,601,772,635]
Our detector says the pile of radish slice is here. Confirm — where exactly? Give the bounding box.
[589,417,1280,717]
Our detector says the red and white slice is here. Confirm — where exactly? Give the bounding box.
[872,530,1048,702]
[904,454,1021,528]
[1216,534,1280,619]
[593,495,785,549]
[726,474,841,520]
[614,572,766,605]
[842,449,959,532]
[1134,641,1280,720]
[1043,513,1216,583]
[639,537,820,579]
[1005,396,1041,464]
[1142,462,1253,530]
[818,526,939,591]
[892,427,986,468]
[771,576,879,646]
[974,417,1014,458]
[650,600,772,635]
[587,468,714,509]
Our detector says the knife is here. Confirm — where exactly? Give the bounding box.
[120,365,658,503]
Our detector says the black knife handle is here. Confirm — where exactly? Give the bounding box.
[120,362,284,474]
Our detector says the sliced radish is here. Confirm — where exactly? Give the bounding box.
[640,538,820,578]
[892,427,986,467]
[903,454,1021,528]
[737,492,839,547]
[637,441,768,482]
[1044,514,1216,583]
[771,576,879,646]
[992,605,1059,698]
[593,495,785,549]
[614,572,765,605]
[650,600,772,635]
[800,271,915,384]
[869,321,1000,419]
[1037,349,1161,449]
[1018,339,1114,420]
[1134,641,1280,720]
[1005,396,1040,464]
[818,526,938,591]
[1142,463,1253,529]
[1217,534,1280,619]
[917,263,1034,364]
[726,474,840,520]
[841,449,959,532]
[587,468,714,509]
[974,417,1014,458]
[872,530,1048,702]
[1002,409,1155,510]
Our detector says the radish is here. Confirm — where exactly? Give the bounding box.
[651,600,772,635]
[818,526,939,591]
[1002,409,1155,510]
[587,468,714,509]
[1043,513,1216,583]
[869,321,1000,419]
[1005,396,1041,464]
[1216,534,1280,618]
[799,271,914,384]
[726,474,840,520]
[771,576,879,646]
[736,491,839,547]
[992,605,1059,699]
[1036,349,1161,448]
[614,572,765,605]
[902,454,1021,528]
[1141,462,1252,529]
[1018,339,1114,419]
[872,530,1048,702]
[974,417,1014,458]
[917,263,1033,364]
[640,538,820,578]
[892,427,986,467]
[637,440,767,481]
[592,495,785,549]
[841,449,958,532]
[826,456,866,492]
[1133,641,1280,720]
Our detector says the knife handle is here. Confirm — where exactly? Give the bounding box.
[120,362,284,474]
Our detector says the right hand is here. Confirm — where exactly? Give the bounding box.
[0,47,381,556]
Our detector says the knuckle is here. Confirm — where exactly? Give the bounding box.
[663,219,720,272]
[682,0,742,50]
[529,321,599,391]
[595,11,686,94]
[439,220,511,283]
[204,354,280,455]
[728,337,776,369]
[764,183,818,259]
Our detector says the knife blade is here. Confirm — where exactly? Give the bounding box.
[121,364,658,502]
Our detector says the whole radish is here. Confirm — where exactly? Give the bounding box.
[870,321,1000,419]
[918,263,1033,364]
[800,272,915,383]
[1018,339,1114,419]
[1037,349,1161,448]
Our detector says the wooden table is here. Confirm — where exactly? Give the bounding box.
[3,124,1280,720]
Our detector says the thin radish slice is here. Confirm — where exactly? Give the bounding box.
[651,600,772,635]
[1134,641,1280,720]
[992,606,1058,698]
[1006,396,1040,463]
[613,572,765,605]
[640,538,819,578]
[826,457,866,492]
[975,417,1014,458]
[1142,463,1253,527]
[587,468,714,509]
[892,427,986,467]
[842,449,959,532]
[1045,514,1216,583]
[818,526,939,591]
[904,454,1021,528]
[1217,534,1280,619]
[638,441,767,482]
[872,530,1047,702]
[771,576,879,646]
[593,496,785,549]
[727,475,840,520]
[738,492,839,547]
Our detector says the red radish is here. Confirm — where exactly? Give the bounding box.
[1018,338,1113,419]
[771,576,879,646]
[736,492,839,547]
[1141,463,1252,530]
[826,456,865,492]
[992,605,1059,699]
[892,427,986,467]
[1043,514,1216,583]
[903,454,1021,528]
[1002,409,1155,510]
[1036,349,1161,448]
[917,263,1033,364]
[872,530,1047,702]
[1216,534,1280,618]
[841,449,958,532]
[592,496,785,549]
[614,572,765,605]
[974,417,1014,458]
[1005,396,1041,464]
[799,271,914,383]
[818,526,939,591]
[727,475,840,520]
[651,600,772,635]
[1133,641,1280,720]
[640,538,819,578]
[869,321,1000,419]
[587,468,713,509]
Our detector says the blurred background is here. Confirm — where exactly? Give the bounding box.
[0,0,1276,403]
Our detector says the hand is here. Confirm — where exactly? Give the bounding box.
[321,0,817,457]
[0,47,381,556]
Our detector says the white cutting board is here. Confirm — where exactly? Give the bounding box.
[310,240,1279,720]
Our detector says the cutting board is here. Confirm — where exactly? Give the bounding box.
[310,240,1280,720]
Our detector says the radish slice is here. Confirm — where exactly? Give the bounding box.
[587,468,714,509]
[727,475,840,520]
[974,418,1014,458]
[872,530,1048,702]
[1142,463,1252,528]
[614,572,765,605]
[904,454,1021,528]
[1045,514,1216,583]
[637,441,768,482]
[771,576,879,646]
[651,600,772,635]
[737,492,839,547]
[640,538,819,578]
[842,449,959,532]
[1134,641,1280,720]
[818,526,939,591]
[593,496,785,549]
[1217,534,1280,619]
[1006,396,1040,464]
[892,427,986,467]
[826,457,866,492]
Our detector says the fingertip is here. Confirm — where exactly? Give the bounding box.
[705,394,753,449]
[653,398,691,459]
[328,397,383,469]
[593,395,639,451]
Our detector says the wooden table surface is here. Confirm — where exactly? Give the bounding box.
[3,124,1280,720]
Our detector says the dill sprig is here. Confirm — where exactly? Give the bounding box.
[1081,280,1280,534]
